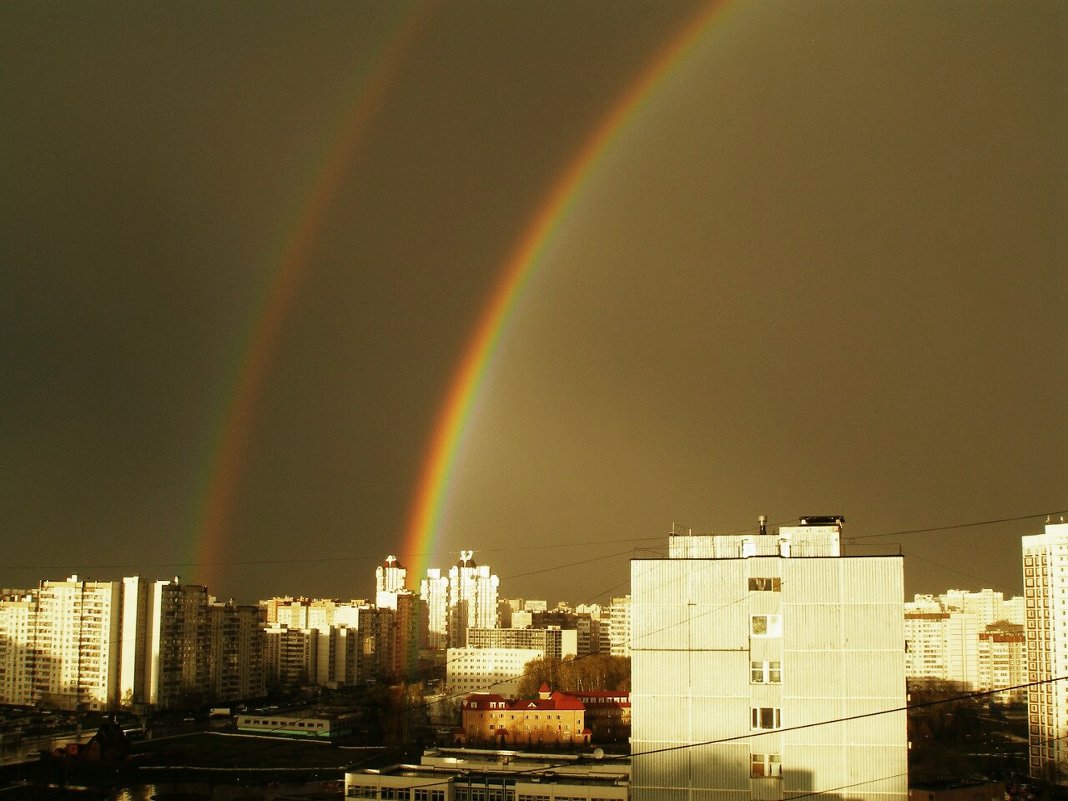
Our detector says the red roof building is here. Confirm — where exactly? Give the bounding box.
[457,684,591,747]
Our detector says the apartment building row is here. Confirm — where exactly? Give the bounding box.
[261,592,424,687]
[904,588,1026,699]
[0,576,264,711]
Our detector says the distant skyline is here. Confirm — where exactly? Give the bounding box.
[1,1,1064,604]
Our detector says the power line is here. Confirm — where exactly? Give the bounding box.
[372,674,1064,795]
[850,510,1065,541]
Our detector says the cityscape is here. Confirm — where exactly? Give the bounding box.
[2,1,1063,800]
[2,516,1068,799]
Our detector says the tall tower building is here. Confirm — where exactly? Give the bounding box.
[607,595,632,657]
[447,551,500,648]
[631,517,907,801]
[1022,520,1068,783]
[0,593,38,706]
[146,579,210,709]
[421,568,450,650]
[208,599,266,703]
[33,576,123,711]
[419,553,500,649]
[376,555,408,610]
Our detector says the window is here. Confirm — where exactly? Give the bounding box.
[752,707,781,730]
[751,660,782,684]
[751,615,782,637]
[748,577,781,592]
[751,752,782,777]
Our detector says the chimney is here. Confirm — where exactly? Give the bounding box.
[758,515,767,536]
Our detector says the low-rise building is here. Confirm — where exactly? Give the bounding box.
[573,691,630,743]
[457,684,590,748]
[345,747,628,801]
[235,708,358,739]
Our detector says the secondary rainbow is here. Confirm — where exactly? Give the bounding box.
[401,0,733,580]
[190,4,432,591]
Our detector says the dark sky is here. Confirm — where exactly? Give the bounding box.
[1,1,1064,606]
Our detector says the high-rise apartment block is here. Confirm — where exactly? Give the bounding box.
[209,599,266,703]
[1023,521,1068,783]
[376,554,408,610]
[421,569,450,650]
[0,594,36,706]
[448,551,499,648]
[607,595,631,657]
[631,517,907,801]
[903,609,979,688]
[0,575,265,711]
[420,551,500,649]
[904,589,1025,700]
[0,577,122,710]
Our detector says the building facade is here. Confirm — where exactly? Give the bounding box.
[346,748,629,801]
[466,627,578,660]
[607,596,631,658]
[457,684,590,747]
[903,610,979,689]
[448,552,500,649]
[1022,521,1068,784]
[446,646,542,698]
[1,577,126,711]
[376,554,408,610]
[146,579,211,709]
[631,517,907,801]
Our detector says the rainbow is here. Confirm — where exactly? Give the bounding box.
[401,0,733,580]
[190,3,433,591]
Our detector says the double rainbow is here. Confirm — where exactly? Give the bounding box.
[192,0,733,593]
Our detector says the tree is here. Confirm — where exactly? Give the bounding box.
[517,655,630,697]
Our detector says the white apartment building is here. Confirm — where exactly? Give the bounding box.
[448,551,500,648]
[940,588,1026,628]
[977,624,1026,702]
[631,517,907,801]
[421,568,450,650]
[421,552,501,650]
[445,646,542,698]
[34,576,123,710]
[376,554,408,610]
[608,596,631,657]
[0,594,38,706]
[904,590,1025,697]
[466,627,578,661]
[1022,521,1068,784]
[903,609,979,688]
[0,577,125,710]
[3,575,264,711]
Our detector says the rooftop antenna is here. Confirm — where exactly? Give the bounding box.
[758,515,767,536]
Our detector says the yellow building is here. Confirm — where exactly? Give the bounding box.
[458,683,590,747]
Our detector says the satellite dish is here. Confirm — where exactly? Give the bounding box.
[592,748,604,760]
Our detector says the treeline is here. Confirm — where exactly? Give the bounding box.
[517,655,630,697]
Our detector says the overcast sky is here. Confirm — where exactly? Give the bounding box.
[1,1,1064,605]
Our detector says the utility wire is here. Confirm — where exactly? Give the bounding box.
[850,511,1066,541]
[374,675,1065,794]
